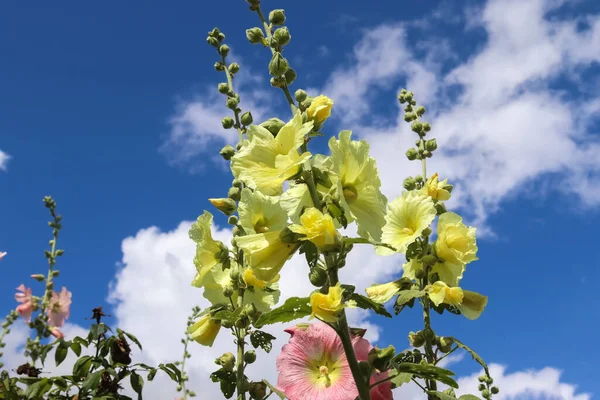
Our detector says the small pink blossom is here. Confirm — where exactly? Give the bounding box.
[0,251,6,260]
[15,284,34,322]
[50,327,64,339]
[47,287,72,328]
[276,322,393,400]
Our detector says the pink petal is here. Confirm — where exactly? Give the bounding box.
[0,252,7,260]
[370,370,393,400]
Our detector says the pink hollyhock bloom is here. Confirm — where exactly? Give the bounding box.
[0,251,6,260]
[47,287,72,328]
[15,284,34,322]
[276,322,393,400]
[50,327,64,339]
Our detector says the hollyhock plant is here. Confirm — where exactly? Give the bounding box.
[276,322,393,400]
[15,284,34,322]
[47,286,72,328]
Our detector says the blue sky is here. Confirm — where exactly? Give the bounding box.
[1,0,599,398]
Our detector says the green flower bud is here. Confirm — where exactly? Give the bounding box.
[425,139,437,152]
[249,381,267,400]
[478,384,486,391]
[404,113,417,122]
[273,27,291,46]
[260,118,285,136]
[214,62,225,71]
[218,83,229,94]
[416,106,426,116]
[206,36,219,47]
[415,268,425,280]
[403,177,416,190]
[438,336,453,353]
[30,274,45,282]
[295,89,307,102]
[405,148,418,160]
[244,350,257,364]
[308,266,328,287]
[222,285,234,298]
[284,68,297,85]
[216,352,236,371]
[411,121,423,133]
[270,76,286,88]
[208,27,220,37]
[398,94,407,104]
[218,32,225,41]
[246,27,265,44]
[269,52,289,76]
[435,202,447,215]
[414,175,423,183]
[241,111,253,126]
[269,9,286,25]
[404,104,413,113]
[481,389,491,399]
[218,44,230,57]
[219,145,235,160]
[209,198,236,216]
[228,187,241,202]
[226,97,239,110]
[478,375,487,383]
[232,179,243,188]
[423,122,431,132]
[368,345,396,371]
[491,387,499,394]
[221,116,235,129]
[229,63,240,74]
[176,385,183,391]
[52,270,60,277]
[421,227,432,237]
[423,150,432,158]
[228,215,238,225]
[408,331,425,347]
[221,319,234,329]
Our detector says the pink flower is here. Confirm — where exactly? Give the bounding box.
[0,251,6,260]
[47,287,72,328]
[276,322,393,400]
[50,327,64,339]
[15,284,34,322]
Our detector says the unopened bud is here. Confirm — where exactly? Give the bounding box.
[51,270,60,278]
[421,227,432,237]
[408,331,425,347]
[423,122,431,132]
[295,89,307,102]
[403,177,416,190]
[214,62,225,71]
[218,44,230,57]
[478,375,487,382]
[228,215,238,225]
[416,106,426,116]
[478,384,486,391]
[228,187,241,202]
[240,111,253,126]
[218,83,229,94]
[249,381,267,399]
[284,68,297,85]
[368,345,396,371]
[481,389,491,399]
[269,9,286,25]
[404,113,417,122]
[222,285,234,298]
[270,76,286,88]
[411,121,423,133]
[246,27,264,44]
[222,116,235,129]
[206,37,219,47]
[226,97,239,110]
[232,179,243,188]
[260,118,285,137]
[405,148,418,161]
[438,336,453,353]
[244,350,257,364]
[220,145,236,160]
[491,387,499,394]
[229,63,240,74]
[214,352,236,372]
[308,267,328,287]
[31,274,45,282]
[273,27,291,46]
[414,175,423,183]
[269,52,289,76]
[208,198,237,216]
[425,139,437,151]
[414,268,425,280]
[435,202,447,215]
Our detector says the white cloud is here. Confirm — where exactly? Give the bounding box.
[0,149,11,171]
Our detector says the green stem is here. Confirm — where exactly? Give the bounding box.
[236,291,246,400]
[222,55,244,142]
[420,265,437,396]
[420,138,427,180]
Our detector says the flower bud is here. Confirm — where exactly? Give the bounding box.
[229,63,240,74]
[416,106,426,116]
[216,352,236,371]
[228,187,241,202]
[368,345,396,371]
[415,268,425,280]
[425,139,437,152]
[226,97,239,110]
[206,36,219,47]
[398,93,407,104]
[222,285,234,298]
[249,381,267,400]
[405,148,418,160]
[434,202,447,215]
[246,27,265,44]
[270,77,286,88]
[478,375,487,382]
[214,62,225,71]
[269,52,289,76]
[232,179,243,188]
[423,122,431,132]
[408,331,425,347]
[209,198,237,215]
[259,118,285,136]
[308,266,328,287]
[218,83,229,94]
[240,111,253,126]
[221,319,234,329]
[481,389,491,399]
[491,387,499,394]
[228,215,238,225]
[438,336,453,353]
[269,9,286,25]
[52,270,60,277]
[219,145,236,160]
[273,27,291,46]
[421,227,432,238]
[244,350,257,364]
[284,68,297,85]
[295,89,307,102]
[411,121,423,133]
[404,113,417,122]
[31,274,45,282]
[218,44,230,57]
[403,177,416,190]
[222,117,235,129]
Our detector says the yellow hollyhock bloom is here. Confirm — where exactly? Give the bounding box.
[401,258,423,280]
[310,283,345,322]
[435,212,478,265]
[365,281,401,304]
[188,314,221,346]
[420,173,451,201]
[328,130,387,241]
[238,188,288,234]
[427,281,487,320]
[189,211,228,288]
[306,95,334,124]
[236,230,300,282]
[290,208,340,251]
[230,113,313,195]
[381,191,436,253]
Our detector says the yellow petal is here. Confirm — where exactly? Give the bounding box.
[188,315,221,347]
[235,231,300,281]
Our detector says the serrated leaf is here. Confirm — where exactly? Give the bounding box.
[130,372,144,399]
[250,330,276,353]
[350,293,392,318]
[392,362,458,388]
[254,297,311,328]
[262,379,286,399]
[55,341,69,367]
[389,372,412,388]
[70,341,82,357]
[450,337,489,374]
[427,391,456,400]
[81,370,103,392]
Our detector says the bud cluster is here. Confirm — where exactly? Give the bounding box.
[399,89,437,161]
[477,374,500,399]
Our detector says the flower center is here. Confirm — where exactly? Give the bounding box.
[343,185,358,202]
[401,227,414,235]
[318,365,332,387]
[254,218,269,233]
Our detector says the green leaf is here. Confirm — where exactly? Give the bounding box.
[55,341,69,367]
[262,379,286,399]
[395,289,426,307]
[70,341,82,357]
[458,395,482,400]
[81,370,103,392]
[254,297,311,328]
[72,355,93,381]
[427,391,456,400]
[147,368,157,381]
[250,330,276,353]
[130,372,144,399]
[389,372,412,388]
[72,336,89,347]
[25,378,51,399]
[119,329,143,351]
[158,363,182,383]
[52,376,68,390]
[88,323,108,342]
[210,369,236,399]
[350,293,392,318]
[299,241,319,269]
[450,337,489,375]
[392,362,458,388]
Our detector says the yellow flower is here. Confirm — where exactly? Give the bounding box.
[238,188,288,234]
[310,283,345,322]
[401,258,423,280]
[328,131,388,241]
[231,113,313,195]
[290,208,340,251]
[236,230,300,282]
[381,191,436,253]
[306,95,334,124]
[365,281,401,304]
[427,281,487,320]
[188,314,221,346]
[242,268,280,289]
[420,173,451,201]
[189,212,228,288]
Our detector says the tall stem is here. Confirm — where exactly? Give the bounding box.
[236,291,246,400]
[222,55,244,142]
[420,138,427,180]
